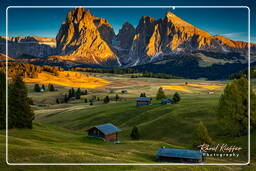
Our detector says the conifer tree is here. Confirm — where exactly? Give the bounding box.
[156,87,166,100]
[34,84,41,92]
[173,92,181,103]
[41,84,45,91]
[130,126,140,140]
[115,94,119,101]
[193,121,212,148]
[103,96,110,104]
[217,77,256,136]
[75,88,81,99]
[8,74,34,129]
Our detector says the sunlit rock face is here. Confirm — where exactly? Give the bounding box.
[55,8,118,66]
[126,11,255,66]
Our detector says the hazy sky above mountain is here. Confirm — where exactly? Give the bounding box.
[1,0,255,43]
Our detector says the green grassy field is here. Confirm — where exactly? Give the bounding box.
[1,73,255,170]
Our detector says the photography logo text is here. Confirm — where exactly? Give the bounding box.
[198,143,242,158]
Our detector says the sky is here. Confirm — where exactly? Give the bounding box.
[1,0,256,43]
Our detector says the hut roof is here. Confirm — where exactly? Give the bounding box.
[156,147,202,160]
[91,123,121,135]
[136,97,151,101]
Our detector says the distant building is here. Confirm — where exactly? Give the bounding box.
[87,123,121,142]
[121,90,128,94]
[156,147,204,163]
[208,91,214,95]
[136,97,152,106]
[161,98,173,105]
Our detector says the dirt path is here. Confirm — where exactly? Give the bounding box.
[34,105,92,120]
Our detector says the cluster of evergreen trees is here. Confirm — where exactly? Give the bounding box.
[156,87,181,103]
[229,66,256,80]
[131,72,181,79]
[34,84,55,92]
[56,88,88,104]
[0,71,34,129]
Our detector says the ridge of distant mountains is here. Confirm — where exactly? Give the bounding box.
[1,8,255,79]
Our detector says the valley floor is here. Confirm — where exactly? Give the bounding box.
[1,73,256,170]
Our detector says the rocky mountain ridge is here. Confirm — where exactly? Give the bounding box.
[1,8,255,68]
[0,36,56,58]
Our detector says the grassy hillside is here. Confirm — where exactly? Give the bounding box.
[1,74,255,170]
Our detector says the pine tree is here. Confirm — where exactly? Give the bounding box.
[130,126,139,140]
[115,94,119,101]
[64,94,68,103]
[68,89,72,99]
[75,88,81,99]
[173,92,181,103]
[8,74,35,129]
[89,100,93,105]
[217,77,256,136]
[103,96,110,104]
[34,84,41,92]
[156,87,166,100]
[0,72,6,129]
[48,84,55,91]
[84,98,88,103]
[193,121,212,148]
[41,84,45,91]
[71,88,75,97]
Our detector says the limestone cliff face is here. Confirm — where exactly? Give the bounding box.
[55,8,118,65]
[0,36,56,58]
[127,11,255,65]
[117,22,135,49]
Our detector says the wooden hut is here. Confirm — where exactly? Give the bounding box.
[136,97,152,106]
[161,98,173,105]
[156,147,204,163]
[87,123,121,142]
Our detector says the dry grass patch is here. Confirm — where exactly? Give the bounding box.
[187,83,223,90]
[162,85,191,93]
[24,71,110,88]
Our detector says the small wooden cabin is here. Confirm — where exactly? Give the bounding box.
[136,97,152,106]
[87,123,121,142]
[156,147,204,163]
[161,98,173,105]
